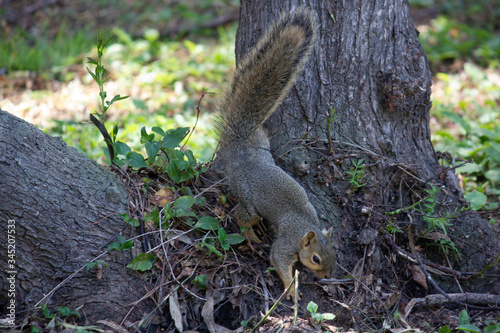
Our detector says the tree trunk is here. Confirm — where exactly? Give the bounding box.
[236,0,499,296]
[0,110,154,324]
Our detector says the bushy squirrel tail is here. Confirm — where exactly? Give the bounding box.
[217,9,317,148]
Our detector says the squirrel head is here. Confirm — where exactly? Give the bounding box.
[298,228,335,279]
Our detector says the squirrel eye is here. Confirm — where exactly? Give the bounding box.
[312,255,321,265]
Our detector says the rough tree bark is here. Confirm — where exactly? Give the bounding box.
[0,110,154,324]
[236,0,499,295]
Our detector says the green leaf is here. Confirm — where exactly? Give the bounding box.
[151,126,165,137]
[174,159,191,171]
[185,150,197,164]
[438,326,452,333]
[312,313,322,321]
[464,191,487,210]
[321,313,335,321]
[120,214,140,227]
[86,67,98,82]
[87,57,98,65]
[69,309,81,319]
[102,35,116,48]
[95,260,109,269]
[107,242,121,252]
[56,306,70,317]
[174,196,195,217]
[225,233,246,245]
[145,141,160,162]
[122,240,134,250]
[112,123,119,142]
[486,169,500,182]
[150,206,160,224]
[114,141,131,157]
[126,151,148,168]
[127,253,156,271]
[165,161,181,183]
[110,94,129,103]
[458,310,471,325]
[456,324,481,332]
[218,228,229,250]
[484,323,500,333]
[218,228,227,242]
[192,274,208,290]
[196,216,220,231]
[162,127,190,148]
[42,305,53,318]
[85,262,96,273]
[117,235,126,245]
[306,301,318,315]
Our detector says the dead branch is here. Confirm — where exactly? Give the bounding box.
[404,292,500,318]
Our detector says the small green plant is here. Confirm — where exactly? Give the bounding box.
[306,301,335,324]
[191,274,208,290]
[326,106,340,154]
[85,260,109,273]
[30,303,103,332]
[86,32,129,165]
[419,185,464,255]
[120,213,140,227]
[385,218,404,234]
[39,304,81,321]
[194,216,245,257]
[346,158,367,191]
[107,235,134,252]
[421,185,452,234]
[30,303,82,332]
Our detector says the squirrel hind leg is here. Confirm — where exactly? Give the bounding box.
[234,203,262,243]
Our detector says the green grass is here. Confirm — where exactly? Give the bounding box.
[0,22,94,74]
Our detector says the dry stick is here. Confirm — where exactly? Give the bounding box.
[416,253,500,311]
[405,293,500,319]
[259,274,270,314]
[251,274,297,333]
[293,270,299,326]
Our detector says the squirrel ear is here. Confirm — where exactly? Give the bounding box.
[300,231,317,248]
[322,227,333,239]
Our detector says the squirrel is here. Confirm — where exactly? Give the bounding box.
[215,9,336,301]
